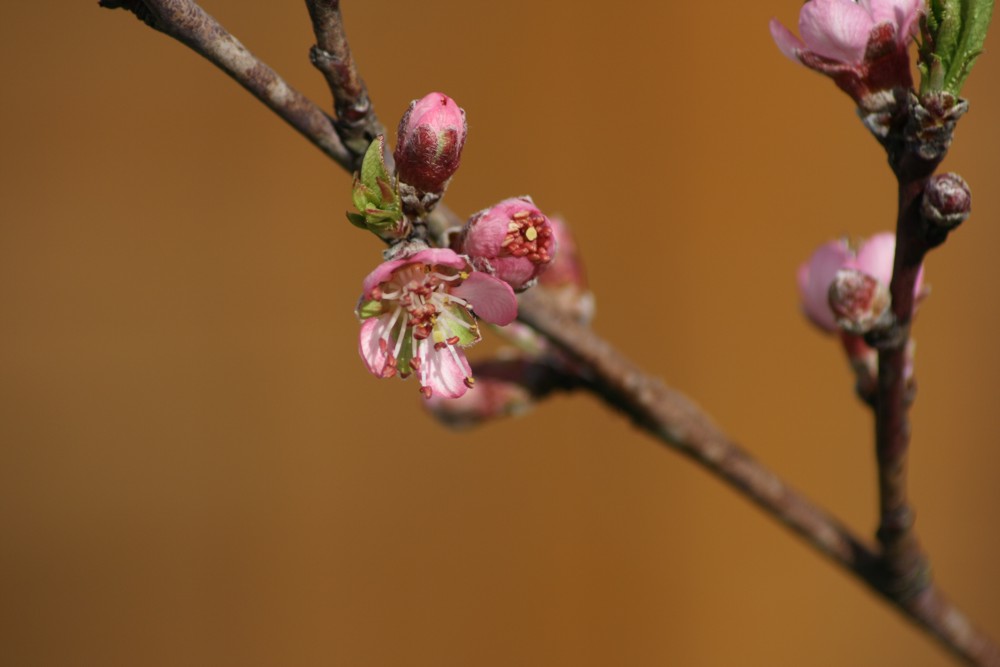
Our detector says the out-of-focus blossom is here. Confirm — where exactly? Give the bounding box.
[356,249,516,399]
[797,232,923,334]
[537,216,594,325]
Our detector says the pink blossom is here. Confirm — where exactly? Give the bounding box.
[769,0,923,103]
[461,196,556,292]
[394,92,467,196]
[356,249,517,399]
[797,232,924,333]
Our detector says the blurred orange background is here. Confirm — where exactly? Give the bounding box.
[1,2,998,665]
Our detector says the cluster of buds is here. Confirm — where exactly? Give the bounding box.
[425,216,592,426]
[347,92,467,238]
[348,93,566,403]
[772,3,983,404]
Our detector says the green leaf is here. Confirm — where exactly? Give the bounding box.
[347,135,405,236]
[922,0,995,94]
[936,0,963,71]
[944,0,995,93]
[352,177,373,212]
[360,136,391,196]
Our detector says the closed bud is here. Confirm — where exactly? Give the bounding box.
[798,233,925,336]
[461,196,556,292]
[922,172,971,229]
[394,92,467,217]
[769,0,922,115]
[828,268,891,335]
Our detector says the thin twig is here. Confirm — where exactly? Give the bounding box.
[99,0,353,170]
[861,93,994,662]
[873,169,932,596]
[99,2,1000,663]
[304,0,384,166]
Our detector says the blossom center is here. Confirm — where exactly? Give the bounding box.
[500,210,553,265]
[367,261,478,396]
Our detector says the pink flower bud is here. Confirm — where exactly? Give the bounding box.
[922,172,971,229]
[828,268,891,334]
[461,196,556,292]
[394,92,467,198]
[798,232,925,335]
[769,0,923,107]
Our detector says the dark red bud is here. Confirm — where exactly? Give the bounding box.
[922,172,971,229]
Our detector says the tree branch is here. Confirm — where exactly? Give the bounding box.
[99,2,1000,663]
[304,0,384,166]
[99,0,353,169]
[517,289,1000,666]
